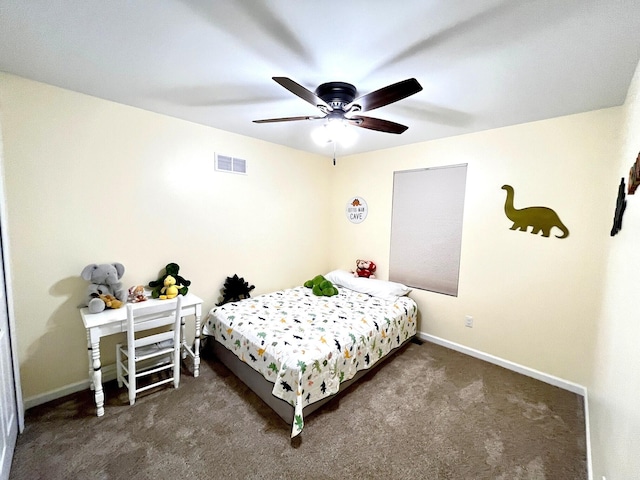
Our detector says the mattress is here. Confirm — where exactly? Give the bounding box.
[203,285,418,437]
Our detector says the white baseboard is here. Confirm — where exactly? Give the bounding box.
[418,332,587,395]
[23,364,118,411]
[418,332,592,479]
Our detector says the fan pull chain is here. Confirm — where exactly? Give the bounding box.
[333,141,337,166]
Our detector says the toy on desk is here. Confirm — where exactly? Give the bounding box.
[98,294,124,309]
[80,263,127,314]
[148,262,191,299]
[159,275,180,300]
[127,285,147,303]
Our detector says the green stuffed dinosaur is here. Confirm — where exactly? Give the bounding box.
[303,275,338,297]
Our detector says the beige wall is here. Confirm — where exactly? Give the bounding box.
[330,109,620,386]
[0,73,332,400]
[589,61,640,479]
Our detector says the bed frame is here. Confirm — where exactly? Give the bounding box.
[210,335,415,425]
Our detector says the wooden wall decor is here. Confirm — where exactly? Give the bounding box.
[628,151,640,194]
[611,177,627,236]
[501,185,570,238]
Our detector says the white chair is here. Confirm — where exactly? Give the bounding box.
[116,295,183,405]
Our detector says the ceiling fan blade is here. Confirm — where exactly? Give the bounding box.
[348,116,409,134]
[272,77,332,111]
[348,78,423,113]
[253,115,325,123]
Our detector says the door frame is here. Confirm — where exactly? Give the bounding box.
[0,123,24,434]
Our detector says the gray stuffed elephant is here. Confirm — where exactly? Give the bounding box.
[81,263,126,314]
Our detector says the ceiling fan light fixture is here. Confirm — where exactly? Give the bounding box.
[311,119,357,148]
[256,77,421,147]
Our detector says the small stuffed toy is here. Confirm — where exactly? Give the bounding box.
[148,262,191,299]
[127,285,147,303]
[217,274,255,305]
[80,263,127,313]
[98,294,124,309]
[353,259,377,279]
[159,275,179,300]
[304,275,338,296]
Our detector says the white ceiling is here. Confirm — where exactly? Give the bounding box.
[2,1,640,158]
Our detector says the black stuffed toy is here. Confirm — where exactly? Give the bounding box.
[217,274,255,305]
[148,262,191,299]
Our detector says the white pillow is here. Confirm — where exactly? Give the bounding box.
[324,270,411,302]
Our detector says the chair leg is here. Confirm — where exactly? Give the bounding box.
[128,356,136,405]
[173,348,180,388]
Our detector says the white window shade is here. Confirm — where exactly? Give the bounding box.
[389,164,467,296]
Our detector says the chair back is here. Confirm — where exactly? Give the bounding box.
[125,296,183,352]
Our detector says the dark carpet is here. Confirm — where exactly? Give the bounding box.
[10,341,587,479]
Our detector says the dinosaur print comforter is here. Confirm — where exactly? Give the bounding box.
[204,286,418,437]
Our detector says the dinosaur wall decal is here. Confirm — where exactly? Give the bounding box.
[501,184,569,239]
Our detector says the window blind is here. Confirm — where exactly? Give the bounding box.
[389,164,467,296]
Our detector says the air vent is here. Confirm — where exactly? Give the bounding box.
[215,154,247,174]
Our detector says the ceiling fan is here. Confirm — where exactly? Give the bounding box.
[253,77,423,135]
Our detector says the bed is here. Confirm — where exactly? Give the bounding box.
[203,270,418,437]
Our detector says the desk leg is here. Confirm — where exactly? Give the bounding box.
[90,340,105,417]
[181,320,187,360]
[86,331,94,391]
[193,309,201,377]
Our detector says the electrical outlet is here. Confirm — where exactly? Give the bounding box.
[465,315,473,328]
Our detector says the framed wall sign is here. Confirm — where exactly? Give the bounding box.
[346,196,368,224]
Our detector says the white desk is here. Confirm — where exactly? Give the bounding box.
[80,293,203,416]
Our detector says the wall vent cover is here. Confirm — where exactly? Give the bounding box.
[215,154,247,174]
